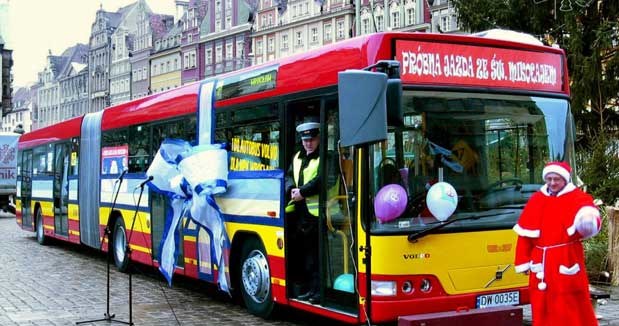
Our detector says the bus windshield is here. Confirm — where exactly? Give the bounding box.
[370,91,574,233]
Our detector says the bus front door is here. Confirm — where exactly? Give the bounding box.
[53,143,70,237]
[286,97,358,316]
[20,149,33,230]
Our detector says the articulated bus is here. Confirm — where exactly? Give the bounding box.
[16,31,571,324]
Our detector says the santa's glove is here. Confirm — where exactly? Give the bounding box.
[573,206,601,239]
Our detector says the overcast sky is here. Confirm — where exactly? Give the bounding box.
[2,0,177,87]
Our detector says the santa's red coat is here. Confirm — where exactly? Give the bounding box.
[513,183,600,326]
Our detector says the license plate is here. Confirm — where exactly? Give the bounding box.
[476,291,519,308]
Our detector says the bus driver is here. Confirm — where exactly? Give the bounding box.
[285,121,322,304]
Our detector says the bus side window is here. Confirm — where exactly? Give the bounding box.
[216,104,280,171]
[128,125,150,173]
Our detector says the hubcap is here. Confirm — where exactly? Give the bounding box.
[242,249,270,303]
[114,226,126,264]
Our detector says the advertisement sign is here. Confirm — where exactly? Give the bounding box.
[101,145,128,175]
[0,133,18,187]
[396,40,564,92]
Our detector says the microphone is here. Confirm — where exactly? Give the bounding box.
[115,169,128,184]
[136,175,154,189]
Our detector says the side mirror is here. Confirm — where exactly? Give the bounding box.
[387,78,403,126]
[338,70,388,147]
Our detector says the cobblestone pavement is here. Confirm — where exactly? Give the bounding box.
[1,214,619,325]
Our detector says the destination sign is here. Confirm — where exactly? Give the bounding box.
[395,40,564,92]
[216,65,278,100]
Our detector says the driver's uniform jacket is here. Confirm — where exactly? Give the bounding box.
[513,182,600,326]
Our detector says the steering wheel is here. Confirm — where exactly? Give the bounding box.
[485,178,523,192]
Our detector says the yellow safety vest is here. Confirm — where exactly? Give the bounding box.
[288,151,320,217]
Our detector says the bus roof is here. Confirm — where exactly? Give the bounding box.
[19,115,83,150]
[22,32,568,141]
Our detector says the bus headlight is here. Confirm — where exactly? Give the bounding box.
[371,280,397,296]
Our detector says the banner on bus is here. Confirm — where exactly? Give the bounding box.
[395,40,564,92]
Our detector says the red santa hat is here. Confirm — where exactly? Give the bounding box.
[542,161,571,182]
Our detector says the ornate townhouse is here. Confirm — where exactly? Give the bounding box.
[180,0,207,84]
[200,0,253,77]
[3,86,32,133]
[150,21,183,94]
[110,0,160,106]
[89,6,125,112]
[131,11,174,100]
[36,51,65,128]
[57,44,89,121]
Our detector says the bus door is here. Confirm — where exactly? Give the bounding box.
[20,149,33,229]
[321,100,357,314]
[53,142,70,237]
[286,97,357,315]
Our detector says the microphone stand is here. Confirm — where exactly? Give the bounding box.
[77,170,131,325]
[123,175,153,326]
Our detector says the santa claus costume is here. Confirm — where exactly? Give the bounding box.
[513,162,601,326]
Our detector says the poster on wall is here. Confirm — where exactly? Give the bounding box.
[101,145,128,175]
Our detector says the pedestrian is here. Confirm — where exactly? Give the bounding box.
[285,120,322,304]
[513,161,601,326]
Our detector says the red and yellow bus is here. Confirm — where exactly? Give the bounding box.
[16,31,572,324]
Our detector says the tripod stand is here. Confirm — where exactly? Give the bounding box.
[77,170,132,325]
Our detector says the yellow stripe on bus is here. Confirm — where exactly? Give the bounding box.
[184,257,197,266]
[129,243,151,255]
[225,222,285,258]
[271,277,286,286]
[98,207,152,234]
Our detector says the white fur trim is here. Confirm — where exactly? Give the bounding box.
[530,263,543,273]
[559,263,580,275]
[567,224,576,236]
[541,183,576,197]
[543,164,571,182]
[513,224,540,238]
[515,262,531,273]
[570,206,601,238]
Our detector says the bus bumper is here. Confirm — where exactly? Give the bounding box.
[398,306,522,326]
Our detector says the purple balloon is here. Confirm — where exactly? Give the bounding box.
[374,184,408,223]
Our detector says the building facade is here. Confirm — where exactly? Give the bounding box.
[150,23,182,94]
[3,86,32,133]
[89,8,123,112]
[131,12,174,100]
[36,51,63,128]
[1,36,12,116]
[180,0,208,84]
[251,0,356,65]
[110,1,155,106]
[200,0,252,77]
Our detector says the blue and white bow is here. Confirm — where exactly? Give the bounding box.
[146,139,231,294]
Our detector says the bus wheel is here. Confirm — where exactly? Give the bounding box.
[112,218,129,272]
[35,209,47,245]
[240,237,274,318]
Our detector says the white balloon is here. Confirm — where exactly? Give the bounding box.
[426,182,458,222]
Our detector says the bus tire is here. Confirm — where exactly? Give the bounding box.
[35,209,47,245]
[112,218,130,272]
[239,237,275,318]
